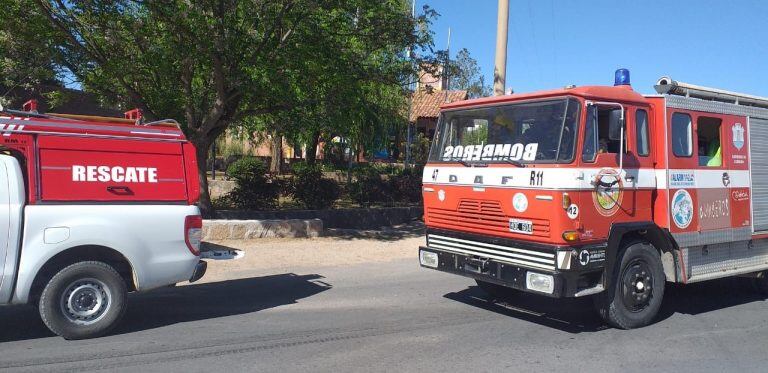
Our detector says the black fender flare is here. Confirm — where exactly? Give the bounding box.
[604,222,679,288]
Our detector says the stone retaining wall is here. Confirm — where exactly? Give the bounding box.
[215,206,423,230]
[203,219,322,240]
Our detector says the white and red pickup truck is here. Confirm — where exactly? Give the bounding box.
[0,102,205,339]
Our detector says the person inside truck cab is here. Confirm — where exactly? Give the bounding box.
[697,117,722,167]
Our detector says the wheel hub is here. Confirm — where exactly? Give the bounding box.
[621,260,654,312]
[60,278,112,325]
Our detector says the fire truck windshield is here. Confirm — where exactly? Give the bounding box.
[428,98,580,164]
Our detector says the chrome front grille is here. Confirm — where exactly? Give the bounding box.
[427,234,555,271]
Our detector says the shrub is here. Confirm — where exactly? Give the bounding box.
[389,165,423,204]
[290,162,340,209]
[224,157,279,209]
[347,165,392,207]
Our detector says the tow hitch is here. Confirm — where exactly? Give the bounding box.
[464,257,491,275]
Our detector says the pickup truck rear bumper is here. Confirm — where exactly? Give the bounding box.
[189,260,207,283]
[419,229,607,298]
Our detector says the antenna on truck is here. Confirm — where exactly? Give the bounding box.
[655,76,768,109]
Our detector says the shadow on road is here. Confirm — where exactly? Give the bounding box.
[325,221,425,241]
[0,273,331,343]
[445,276,767,334]
[444,286,606,333]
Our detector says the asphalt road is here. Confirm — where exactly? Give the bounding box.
[2,235,768,372]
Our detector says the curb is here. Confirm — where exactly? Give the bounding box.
[203,219,323,240]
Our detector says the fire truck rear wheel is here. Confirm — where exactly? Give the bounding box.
[475,279,516,300]
[39,261,128,340]
[751,272,768,296]
[594,241,665,329]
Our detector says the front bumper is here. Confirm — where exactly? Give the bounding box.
[420,229,606,298]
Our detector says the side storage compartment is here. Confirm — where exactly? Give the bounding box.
[38,135,188,202]
[750,117,768,232]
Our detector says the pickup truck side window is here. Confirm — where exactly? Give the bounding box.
[672,112,692,157]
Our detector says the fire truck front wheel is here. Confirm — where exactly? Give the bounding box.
[38,261,128,340]
[594,241,665,329]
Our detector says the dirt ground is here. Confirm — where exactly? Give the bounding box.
[199,222,425,282]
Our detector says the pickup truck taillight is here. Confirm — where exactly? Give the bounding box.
[184,215,203,256]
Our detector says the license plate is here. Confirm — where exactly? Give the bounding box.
[509,218,533,234]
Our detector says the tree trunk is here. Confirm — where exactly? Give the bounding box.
[306,130,320,165]
[270,134,283,174]
[194,139,214,218]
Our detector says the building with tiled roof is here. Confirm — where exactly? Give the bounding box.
[410,88,468,139]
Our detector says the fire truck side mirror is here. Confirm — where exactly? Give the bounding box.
[608,109,624,141]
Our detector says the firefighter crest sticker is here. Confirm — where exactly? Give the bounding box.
[732,123,745,150]
[512,193,528,213]
[592,169,623,217]
[671,189,694,229]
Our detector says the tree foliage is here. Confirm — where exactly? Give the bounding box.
[0,2,64,106]
[21,0,441,215]
[447,48,490,98]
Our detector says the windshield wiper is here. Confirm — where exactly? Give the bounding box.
[501,159,526,168]
[457,160,488,167]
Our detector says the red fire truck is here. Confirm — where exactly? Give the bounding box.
[419,70,768,328]
[0,101,205,339]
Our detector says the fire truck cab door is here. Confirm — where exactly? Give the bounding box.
[582,103,637,234]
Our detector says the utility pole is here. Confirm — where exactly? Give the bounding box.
[493,0,509,96]
[445,27,451,92]
[405,0,416,168]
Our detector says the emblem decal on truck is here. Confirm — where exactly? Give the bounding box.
[592,169,623,217]
[671,189,694,229]
[512,193,528,212]
[732,123,745,150]
[72,165,159,183]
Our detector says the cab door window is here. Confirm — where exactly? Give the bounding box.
[597,108,625,154]
[636,109,650,156]
[582,105,625,162]
[697,117,722,167]
[671,113,693,157]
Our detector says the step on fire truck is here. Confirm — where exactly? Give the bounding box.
[419,69,768,328]
[0,101,205,339]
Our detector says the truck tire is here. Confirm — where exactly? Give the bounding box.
[475,279,516,300]
[751,271,768,296]
[39,261,128,340]
[594,241,665,329]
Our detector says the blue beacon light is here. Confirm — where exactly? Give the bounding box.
[614,68,631,86]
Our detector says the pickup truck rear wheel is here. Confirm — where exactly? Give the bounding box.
[39,261,127,340]
[594,241,665,329]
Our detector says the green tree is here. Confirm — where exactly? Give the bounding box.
[448,48,490,98]
[27,0,439,215]
[0,2,64,106]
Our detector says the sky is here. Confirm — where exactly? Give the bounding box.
[423,0,768,96]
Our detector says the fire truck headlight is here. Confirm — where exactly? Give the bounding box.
[526,272,554,294]
[420,250,439,268]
